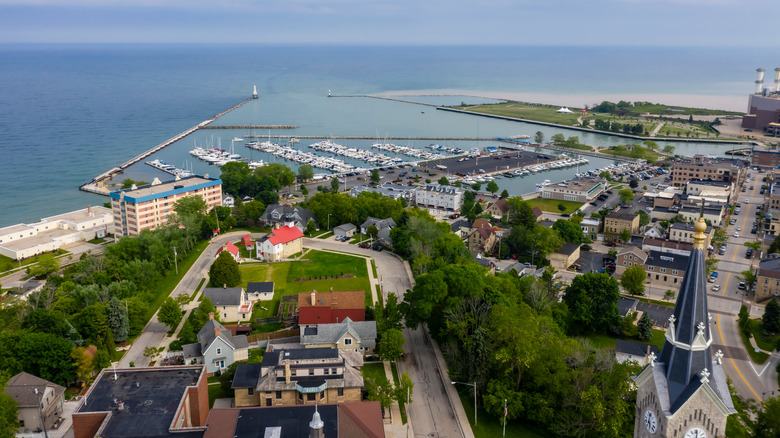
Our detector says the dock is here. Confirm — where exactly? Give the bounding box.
[200,125,298,130]
[245,135,497,141]
[497,138,641,163]
[79,97,254,196]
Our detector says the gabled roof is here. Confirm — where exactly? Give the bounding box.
[300,318,377,348]
[616,339,658,357]
[247,282,274,294]
[196,319,249,354]
[361,217,396,230]
[554,242,580,257]
[532,207,543,218]
[618,246,648,262]
[470,227,494,241]
[472,219,492,230]
[334,223,357,232]
[450,219,471,232]
[5,372,65,407]
[489,198,509,214]
[298,290,364,310]
[204,287,245,306]
[260,204,315,225]
[267,225,304,245]
[217,241,239,257]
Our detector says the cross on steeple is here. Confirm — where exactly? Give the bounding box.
[697,321,706,336]
[700,368,710,384]
[648,351,657,367]
[715,350,724,365]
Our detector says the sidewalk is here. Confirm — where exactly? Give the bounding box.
[383,361,413,438]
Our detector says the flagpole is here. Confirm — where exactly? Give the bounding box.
[503,398,507,438]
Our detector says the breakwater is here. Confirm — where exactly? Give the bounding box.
[201,125,298,130]
[80,97,253,196]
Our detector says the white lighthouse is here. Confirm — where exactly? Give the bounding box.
[252,85,258,99]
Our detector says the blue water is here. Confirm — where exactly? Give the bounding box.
[0,44,772,227]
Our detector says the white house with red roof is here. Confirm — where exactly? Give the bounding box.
[216,241,241,262]
[257,224,304,262]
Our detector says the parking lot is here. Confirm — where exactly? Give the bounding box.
[636,301,673,328]
[419,149,554,176]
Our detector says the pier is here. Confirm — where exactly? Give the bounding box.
[80,97,254,195]
[497,138,641,163]
[200,125,298,130]
[245,135,497,141]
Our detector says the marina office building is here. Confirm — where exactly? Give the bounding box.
[540,178,604,203]
[110,175,222,237]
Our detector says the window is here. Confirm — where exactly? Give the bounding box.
[332,368,337,375]
[338,388,344,397]
[309,369,314,376]
[344,338,353,345]
[266,398,272,406]
[276,391,282,399]
[307,393,316,401]
[216,348,222,355]
[324,368,329,375]
[248,388,254,395]
[660,268,666,273]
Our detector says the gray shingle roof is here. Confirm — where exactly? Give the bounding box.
[300,318,377,348]
[260,204,316,228]
[232,363,263,389]
[5,372,65,407]
[247,282,274,294]
[645,250,689,271]
[361,217,396,231]
[182,342,202,359]
[334,223,356,232]
[203,287,245,307]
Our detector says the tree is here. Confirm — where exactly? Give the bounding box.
[637,313,653,341]
[438,176,449,185]
[663,290,676,301]
[371,169,380,183]
[471,182,482,191]
[763,298,780,334]
[552,219,583,244]
[705,257,718,276]
[551,133,565,144]
[628,178,639,189]
[71,346,94,384]
[173,195,208,217]
[663,145,676,154]
[220,362,239,392]
[712,229,728,248]
[738,269,757,287]
[158,297,182,331]
[0,373,18,436]
[738,304,751,334]
[376,328,405,361]
[0,332,76,386]
[618,189,634,204]
[331,177,340,192]
[297,164,314,181]
[534,131,545,144]
[306,219,317,235]
[620,228,632,243]
[106,297,129,343]
[500,189,509,199]
[486,181,499,195]
[209,251,241,288]
[365,375,395,409]
[395,371,413,407]
[637,210,650,227]
[621,265,646,295]
[563,273,621,333]
[754,396,780,437]
[367,225,379,240]
[27,254,60,278]
[745,241,761,256]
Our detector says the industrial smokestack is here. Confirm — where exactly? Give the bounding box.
[774,68,780,93]
[756,68,765,94]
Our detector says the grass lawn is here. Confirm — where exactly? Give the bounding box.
[553,142,593,151]
[242,250,370,319]
[248,348,265,363]
[630,103,741,116]
[456,392,548,438]
[584,328,665,352]
[87,237,107,244]
[602,144,663,162]
[208,383,232,408]
[747,319,777,353]
[390,362,407,424]
[460,102,582,125]
[525,198,583,214]
[317,232,334,239]
[361,362,386,382]
[636,296,675,308]
[371,260,378,279]
[739,327,770,364]
[145,240,210,323]
[0,249,69,274]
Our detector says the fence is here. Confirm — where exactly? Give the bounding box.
[247,328,300,344]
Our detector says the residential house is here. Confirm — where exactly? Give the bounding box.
[241,234,253,247]
[604,210,639,241]
[467,226,497,255]
[360,217,395,246]
[257,224,304,262]
[350,182,416,202]
[203,287,252,322]
[182,314,249,374]
[532,207,543,222]
[414,184,464,211]
[548,242,581,270]
[246,282,274,301]
[73,366,208,438]
[259,204,317,232]
[334,223,357,238]
[4,372,65,433]
[298,289,365,326]
[615,339,659,365]
[216,241,240,262]
[205,402,385,438]
[580,218,601,240]
[540,178,604,202]
[484,198,510,219]
[645,250,688,289]
[615,246,648,278]
[300,318,377,356]
[450,219,472,238]
[756,256,780,302]
[643,223,666,239]
[669,222,713,247]
[232,347,363,408]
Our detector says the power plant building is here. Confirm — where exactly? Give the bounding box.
[741,67,780,135]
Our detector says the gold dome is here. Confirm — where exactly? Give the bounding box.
[694,217,707,234]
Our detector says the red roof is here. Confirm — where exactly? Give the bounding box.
[242,234,252,246]
[218,241,239,257]
[267,225,304,245]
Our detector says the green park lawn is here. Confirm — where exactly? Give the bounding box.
[459,102,582,125]
[457,392,548,438]
[361,362,386,382]
[242,250,371,319]
[525,198,583,214]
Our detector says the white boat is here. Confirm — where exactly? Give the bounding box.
[536,179,551,189]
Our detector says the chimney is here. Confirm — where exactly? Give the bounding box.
[309,405,324,438]
[214,325,220,337]
[87,205,93,216]
[284,360,291,384]
[756,67,765,94]
[209,312,214,320]
[311,291,316,306]
[775,67,780,93]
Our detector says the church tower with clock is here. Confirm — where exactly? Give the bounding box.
[633,213,735,438]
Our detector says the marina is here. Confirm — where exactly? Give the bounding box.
[310,140,406,167]
[144,159,194,178]
[246,140,357,173]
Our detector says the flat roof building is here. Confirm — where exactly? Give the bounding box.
[669,155,743,188]
[540,178,604,203]
[110,175,222,237]
[414,184,464,212]
[72,366,208,438]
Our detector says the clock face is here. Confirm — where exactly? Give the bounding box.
[643,410,657,434]
[684,428,706,438]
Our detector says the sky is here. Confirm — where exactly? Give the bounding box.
[0,0,777,46]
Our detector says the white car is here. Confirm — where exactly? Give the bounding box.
[746,199,750,204]
[737,227,742,231]
[712,285,721,292]
[734,232,739,237]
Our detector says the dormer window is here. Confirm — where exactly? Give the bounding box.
[344,338,353,345]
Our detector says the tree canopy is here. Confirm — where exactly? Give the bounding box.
[620,265,646,296]
[209,251,242,288]
[563,273,621,333]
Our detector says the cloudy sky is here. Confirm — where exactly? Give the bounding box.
[0,0,775,46]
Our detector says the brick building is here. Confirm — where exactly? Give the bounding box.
[669,155,742,188]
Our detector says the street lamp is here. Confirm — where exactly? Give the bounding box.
[327,213,331,231]
[172,246,178,275]
[451,381,477,426]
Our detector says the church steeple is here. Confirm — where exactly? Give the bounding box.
[658,215,714,405]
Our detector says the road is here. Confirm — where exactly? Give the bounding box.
[304,237,468,438]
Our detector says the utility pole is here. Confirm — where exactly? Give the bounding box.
[503,398,507,437]
[172,247,178,275]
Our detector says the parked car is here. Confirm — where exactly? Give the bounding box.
[712,285,721,292]
[738,282,746,290]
